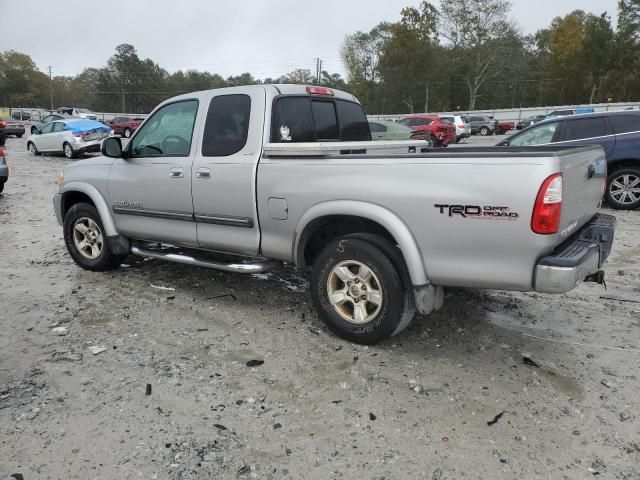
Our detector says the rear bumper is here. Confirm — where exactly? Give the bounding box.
[534,213,616,293]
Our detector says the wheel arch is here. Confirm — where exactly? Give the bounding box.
[293,201,429,286]
[607,158,640,173]
[60,182,117,236]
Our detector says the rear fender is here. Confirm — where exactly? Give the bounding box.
[60,182,117,236]
[293,200,429,286]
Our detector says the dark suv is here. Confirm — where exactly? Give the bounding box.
[498,111,640,210]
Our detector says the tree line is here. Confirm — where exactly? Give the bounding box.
[1,0,639,115]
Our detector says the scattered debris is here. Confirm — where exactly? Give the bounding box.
[487,411,505,426]
[209,293,237,301]
[432,468,443,480]
[246,359,264,367]
[522,356,540,368]
[213,424,227,431]
[49,350,82,362]
[588,458,606,475]
[308,327,321,335]
[273,423,282,429]
[151,284,175,291]
[441,436,449,444]
[11,474,24,480]
[599,296,640,304]
[145,383,152,396]
[369,413,377,421]
[51,326,68,336]
[237,465,250,476]
[88,346,107,355]
[522,333,640,353]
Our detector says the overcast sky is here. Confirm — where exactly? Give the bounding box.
[1,0,619,79]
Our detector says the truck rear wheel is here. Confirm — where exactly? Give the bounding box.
[63,202,127,271]
[311,236,413,344]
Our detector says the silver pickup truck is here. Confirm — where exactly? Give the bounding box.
[53,85,616,344]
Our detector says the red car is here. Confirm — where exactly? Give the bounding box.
[495,121,514,135]
[105,116,144,138]
[397,115,456,147]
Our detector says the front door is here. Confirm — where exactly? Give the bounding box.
[108,99,200,246]
[192,89,264,256]
[36,122,56,151]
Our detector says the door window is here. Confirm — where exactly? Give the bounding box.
[509,122,560,146]
[369,123,387,133]
[560,117,609,141]
[40,123,54,134]
[130,100,198,157]
[52,122,65,132]
[202,94,251,157]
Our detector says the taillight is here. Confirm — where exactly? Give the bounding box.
[531,173,563,235]
[306,86,334,96]
[458,124,464,128]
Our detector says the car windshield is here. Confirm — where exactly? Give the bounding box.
[509,122,559,146]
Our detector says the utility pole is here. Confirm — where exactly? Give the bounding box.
[121,73,126,113]
[48,66,53,110]
[315,58,323,84]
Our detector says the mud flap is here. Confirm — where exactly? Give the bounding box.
[413,284,444,315]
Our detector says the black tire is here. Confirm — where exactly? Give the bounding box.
[0,181,5,194]
[342,233,416,336]
[27,141,40,156]
[480,126,490,136]
[123,128,132,138]
[430,135,439,147]
[605,167,640,210]
[63,202,127,271]
[311,236,408,344]
[63,142,76,159]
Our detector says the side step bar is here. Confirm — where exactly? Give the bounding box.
[130,246,280,274]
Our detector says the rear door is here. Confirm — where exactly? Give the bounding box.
[108,99,200,246]
[51,121,66,151]
[192,88,266,256]
[555,116,615,156]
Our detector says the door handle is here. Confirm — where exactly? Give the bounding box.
[196,168,211,179]
[587,164,596,179]
[170,167,184,178]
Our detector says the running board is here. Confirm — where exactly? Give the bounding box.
[130,246,280,274]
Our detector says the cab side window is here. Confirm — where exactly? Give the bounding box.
[202,94,251,157]
[130,100,198,157]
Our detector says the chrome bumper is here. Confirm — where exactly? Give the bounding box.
[534,213,616,294]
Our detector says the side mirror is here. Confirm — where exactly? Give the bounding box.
[102,136,123,158]
[499,141,510,146]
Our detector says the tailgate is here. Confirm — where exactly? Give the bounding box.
[556,146,606,236]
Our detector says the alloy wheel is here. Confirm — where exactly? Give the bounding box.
[326,260,383,324]
[609,173,640,205]
[72,217,104,259]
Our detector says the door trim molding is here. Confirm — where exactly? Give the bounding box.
[112,206,254,228]
[194,213,254,228]
[112,206,193,222]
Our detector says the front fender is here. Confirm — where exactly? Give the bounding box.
[293,200,429,286]
[59,182,117,237]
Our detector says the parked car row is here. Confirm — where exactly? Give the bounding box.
[396,115,456,146]
[498,110,640,210]
[0,117,26,138]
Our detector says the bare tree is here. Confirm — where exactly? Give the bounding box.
[439,0,518,110]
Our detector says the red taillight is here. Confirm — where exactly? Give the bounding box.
[0,121,6,128]
[531,173,563,235]
[458,124,464,128]
[306,86,334,96]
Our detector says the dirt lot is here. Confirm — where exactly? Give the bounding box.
[1,134,639,480]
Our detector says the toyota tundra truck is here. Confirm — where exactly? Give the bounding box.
[53,85,616,344]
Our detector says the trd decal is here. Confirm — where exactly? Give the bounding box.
[434,204,519,220]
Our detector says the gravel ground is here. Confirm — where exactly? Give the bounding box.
[1,134,639,480]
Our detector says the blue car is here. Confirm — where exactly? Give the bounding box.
[498,111,640,210]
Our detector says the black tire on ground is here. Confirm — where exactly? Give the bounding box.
[342,233,416,337]
[0,181,4,194]
[310,236,409,344]
[63,142,76,159]
[480,126,490,136]
[123,128,131,138]
[605,167,640,210]
[27,142,40,156]
[63,202,127,271]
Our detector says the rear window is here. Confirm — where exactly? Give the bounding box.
[551,110,574,116]
[439,117,454,124]
[272,97,370,142]
[399,118,431,127]
[560,117,609,141]
[202,94,251,156]
[311,101,339,140]
[336,100,371,141]
[369,122,386,133]
[608,115,640,134]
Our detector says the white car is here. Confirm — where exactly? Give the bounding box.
[58,107,98,120]
[27,119,111,159]
[439,115,471,143]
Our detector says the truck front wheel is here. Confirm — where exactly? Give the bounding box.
[311,236,414,344]
[63,202,127,271]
